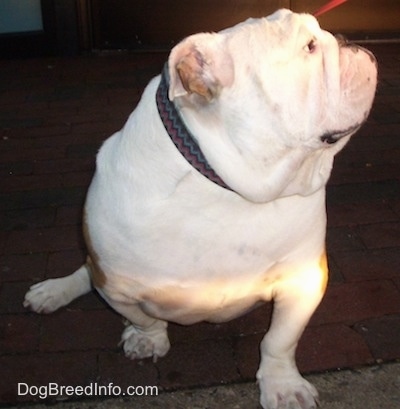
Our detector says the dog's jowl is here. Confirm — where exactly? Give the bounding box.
[24,9,377,409]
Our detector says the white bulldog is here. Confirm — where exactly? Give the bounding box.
[24,9,377,409]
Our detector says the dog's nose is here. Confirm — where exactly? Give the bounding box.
[335,34,377,66]
[335,34,358,52]
[335,34,348,47]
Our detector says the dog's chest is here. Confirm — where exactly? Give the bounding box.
[88,179,327,324]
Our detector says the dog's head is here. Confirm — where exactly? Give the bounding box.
[168,9,377,150]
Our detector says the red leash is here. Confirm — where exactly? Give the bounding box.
[313,0,348,17]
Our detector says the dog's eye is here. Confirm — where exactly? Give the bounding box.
[305,39,317,53]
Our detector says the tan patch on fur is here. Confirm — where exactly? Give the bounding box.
[136,277,266,325]
[176,50,217,101]
[82,209,107,288]
[319,250,329,294]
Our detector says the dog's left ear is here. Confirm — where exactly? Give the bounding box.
[168,33,234,102]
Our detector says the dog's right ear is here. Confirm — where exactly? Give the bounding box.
[168,33,234,102]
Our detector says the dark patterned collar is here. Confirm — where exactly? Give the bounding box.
[156,64,232,191]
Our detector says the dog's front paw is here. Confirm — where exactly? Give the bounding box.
[23,279,69,314]
[257,368,319,409]
[121,324,170,362]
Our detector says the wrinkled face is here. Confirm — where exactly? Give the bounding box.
[220,9,378,149]
[168,9,377,154]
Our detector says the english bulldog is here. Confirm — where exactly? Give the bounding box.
[24,9,377,409]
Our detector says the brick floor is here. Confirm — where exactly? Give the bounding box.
[1,44,399,405]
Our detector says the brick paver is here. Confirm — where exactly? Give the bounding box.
[1,44,399,405]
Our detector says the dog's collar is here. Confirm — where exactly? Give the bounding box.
[156,64,232,191]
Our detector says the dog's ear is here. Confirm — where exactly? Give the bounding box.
[168,33,234,102]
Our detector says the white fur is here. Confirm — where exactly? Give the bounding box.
[24,9,377,409]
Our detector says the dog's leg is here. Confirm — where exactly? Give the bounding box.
[98,293,170,362]
[23,264,92,314]
[257,255,328,409]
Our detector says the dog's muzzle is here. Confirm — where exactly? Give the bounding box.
[320,123,362,144]
[335,34,377,65]
[320,133,341,144]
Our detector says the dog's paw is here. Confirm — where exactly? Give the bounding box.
[257,370,319,409]
[23,279,70,314]
[121,324,170,362]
